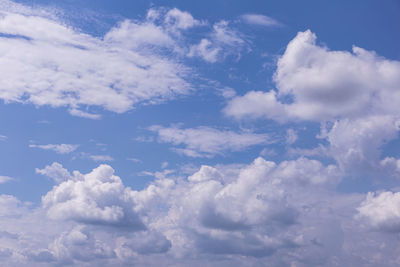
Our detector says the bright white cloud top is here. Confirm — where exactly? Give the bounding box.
[0,0,399,266]
[0,5,193,118]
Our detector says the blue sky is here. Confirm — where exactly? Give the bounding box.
[0,0,400,266]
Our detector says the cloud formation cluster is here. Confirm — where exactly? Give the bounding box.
[2,157,399,266]
[225,30,400,176]
[0,1,399,266]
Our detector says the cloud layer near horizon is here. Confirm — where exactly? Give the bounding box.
[1,158,398,266]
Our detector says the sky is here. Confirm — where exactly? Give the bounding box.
[0,0,400,266]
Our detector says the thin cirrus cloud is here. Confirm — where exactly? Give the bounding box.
[29,144,79,154]
[148,125,271,157]
[188,20,247,63]
[240,14,281,27]
[89,155,114,162]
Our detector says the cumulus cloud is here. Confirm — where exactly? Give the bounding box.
[29,144,79,154]
[34,157,341,263]
[320,116,400,172]
[148,125,271,157]
[42,164,145,229]
[163,8,203,30]
[136,156,347,263]
[240,14,281,27]
[1,159,399,265]
[36,162,72,184]
[225,30,400,122]
[0,194,29,217]
[225,30,400,176]
[358,191,400,232]
[48,226,115,264]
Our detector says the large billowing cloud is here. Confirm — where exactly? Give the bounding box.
[225,30,400,122]
[225,30,400,176]
[2,159,400,265]
[41,164,145,229]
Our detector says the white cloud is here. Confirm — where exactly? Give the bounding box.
[164,8,202,30]
[224,90,287,121]
[188,165,222,183]
[48,226,115,263]
[0,176,14,184]
[188,21,247,63]
[188,38,220,63]
[149,125,271,157]
[225,30,400,176]
[0,135,7,141]
[127,158,142,164]
[380,157,400,176]
[0,159,398,265]
[68,109,101,120]
[29,144,79,154]
[240,14,281,27]
[358,191,400,232]
[89,155,114,162]
[161,162,169,169]
[135,156,344,261]
[42,164,145,229]
[0,194,29,217]
[321,116,400,172]
[285,128,298,145]
[36,162,73,184]
[0,7,193,117]
[225,30,400,122]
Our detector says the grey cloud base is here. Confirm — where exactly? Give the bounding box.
[0,159,396,266]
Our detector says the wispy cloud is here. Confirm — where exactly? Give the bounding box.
[188,20,248,63]
[0,6,194,118]
[89,155,114,162]
[149,125,271,157]
[127,158,142,163]
[0,175,15,184]
[29,144,79,154]
[240,14,281,27]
